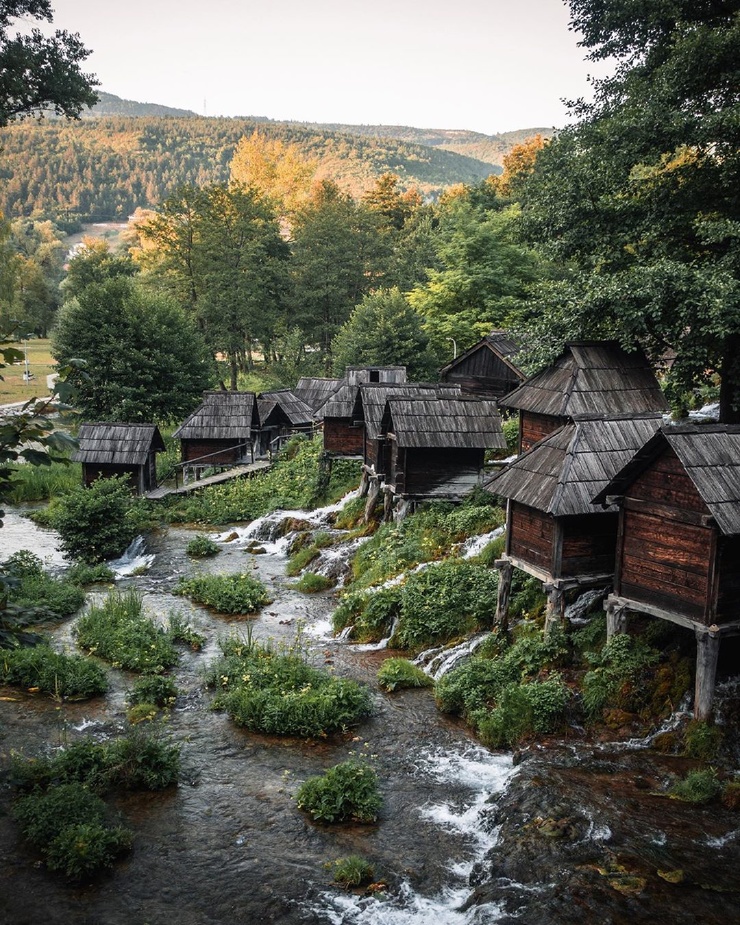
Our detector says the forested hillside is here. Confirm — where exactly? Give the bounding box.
[0,115,498,225]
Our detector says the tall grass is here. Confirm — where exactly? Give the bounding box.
[7,459,82,502]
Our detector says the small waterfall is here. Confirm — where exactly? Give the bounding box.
[565,587,608,625]
[459,525,505,560]
[109,536,154,577]
[352,616,401,652]
[603,693,693,751]
[312,535,371,585]
[414,633,489,680]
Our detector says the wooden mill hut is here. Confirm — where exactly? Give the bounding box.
[381,395,505,504]
[353,382,463,475]
[73,423,165,495]
[173,391,259,475]
[257,389,314,456]
[321,366,409,457]
[484,415,662,631]
[593,424,740,719]
[440,330,524,398]
[292,377,343,417]
[499,341,669,453]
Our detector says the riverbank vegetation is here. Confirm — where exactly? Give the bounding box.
[205,634,373,737]
[296,759,381,824]
[0,644,108,699]
[174,572,271,615]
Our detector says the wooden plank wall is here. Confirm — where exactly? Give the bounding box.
[323,418,364,455]
[560,513,618,578]
[83,463,141,493]
[520,412,568,452]
[444,350,520,397]
[509,501,554,571]
[181,439,245,465]
[404,448,482,497]
[716,536,740,622]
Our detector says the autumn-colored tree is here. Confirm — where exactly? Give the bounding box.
[229,131,316,218]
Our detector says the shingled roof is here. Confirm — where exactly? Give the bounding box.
[293,378,343,414]
[593,424,740,535]
[382,396,506,450]
[439,329,523,378]
[258,389,314,427]
[499,341,669,418]
[73,423,165,466]
[484,415,662,516]
[355,382,464,440]
[173,392,259,440]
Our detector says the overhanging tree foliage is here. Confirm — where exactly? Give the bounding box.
[0,1,98,126]
[518,0,740,420]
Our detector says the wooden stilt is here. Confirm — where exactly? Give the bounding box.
[359,467,370,498]
[382,487,394,522]
[606,602,628,639]
[364,475,380,522]
[494,559,513,632]
[544,583,565,636]
[694,629,721,721]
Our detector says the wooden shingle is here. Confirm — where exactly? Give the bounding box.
[383,396,506,450]
[173,392,259,441]
[73,423,165,466]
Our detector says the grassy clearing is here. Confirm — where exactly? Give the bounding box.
[174,572,271,615]
[0,338,56,404]
[205,634,373,737]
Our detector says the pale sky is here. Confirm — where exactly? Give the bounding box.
[41,0,608,135]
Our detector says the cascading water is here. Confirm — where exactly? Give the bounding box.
[109,535,155,577]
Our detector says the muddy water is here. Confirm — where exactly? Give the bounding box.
[1,508,739,925]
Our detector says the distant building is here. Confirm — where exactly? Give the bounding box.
[439,330,524,398]
[322,367,408,457]
[73,423,165,495]
[257,389,314,455]
[173,391,259,475]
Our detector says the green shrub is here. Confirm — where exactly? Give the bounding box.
[66,561,115,585]
[0,644,108,699]
[476,532,506,567]
[332,587,401,642]
[377,658,433,692]
[3,550,86,618]
[582,633,659,720]
[435,659,517,716]
[185,534,221,558]
[12,781,132,879]
[293,572,334,593]
[394,561,499,649]
[475,676,570,748]
[683,721,723,760]
[296,760,381,823]
[205,636,373,737]
[509,573,546,620]
[74,589,179,672]
[47,476,154,563]
[327,855,375,888]
[174,573,271,614]
[334,497,367,530]
[129,674,178,707]
[167,611,206,650]
[571,614,608,654]
[286,544,321,576]
[669,768,722,804]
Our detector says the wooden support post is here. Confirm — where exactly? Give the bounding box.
[383,487,394,522]
[694,628,721,722]
[544,583,565,636]
[606,602,628,639]
[494,559,513,632]
[359,467,370,498]
[364,475,380,523]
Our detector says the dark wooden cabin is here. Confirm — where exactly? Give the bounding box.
[381,395,505,502]
[484,415,662,631]
[499,341,669,453]
[322,367,408,457]
[439,330,524,398]
[73,423,165,495]
[594,424,740,719]
[257,389,314,455]
[173,391,259,474]
[352,382,463,474]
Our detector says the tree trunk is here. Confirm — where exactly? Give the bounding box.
[719,333,740,423]
[230,354,238,391]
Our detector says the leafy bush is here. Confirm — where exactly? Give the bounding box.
[205,636,373,737]
[332,587,401,642]
[3,550,85,618]
[435,659,517,716]
[296,760,381,823]
[47,476,154,563]
[377,658,433,692]
[129,674,178,708]
[394,561,499,649]
[669,769,722,804]
[66,561,115,585]
[293,572,334,593]
[185,534,221,558]
[74,589,179,672]
[12,782,132,880]
[174,572,270,614]
[167,611,206,650]
[475,676,570,748]
[683,721,723,760]
[327,855,375,888]
[0,644,108,699]
[582,633,660,720]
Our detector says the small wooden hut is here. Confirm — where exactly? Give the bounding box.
[173,391,259,475]
[257,389,314,455]
[293,377,343,416]
[484,415,662,631]
[593,424,740,719]
[381,395,505,504]
[499,341,669,453]
[321,367,408,457]
[440,330,524,398]
[73,423,165,495]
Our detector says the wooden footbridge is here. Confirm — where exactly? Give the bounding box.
[145,459,271,500]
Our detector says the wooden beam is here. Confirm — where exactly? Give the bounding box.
[694,629,720,721]
[544,583,565,636]
[606,601,628,638]
[494,559,513,632]
[624,497,715,528]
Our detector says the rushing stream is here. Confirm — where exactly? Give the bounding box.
[1,504,739,924]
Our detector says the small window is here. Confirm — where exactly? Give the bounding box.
[369,370,380,382]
